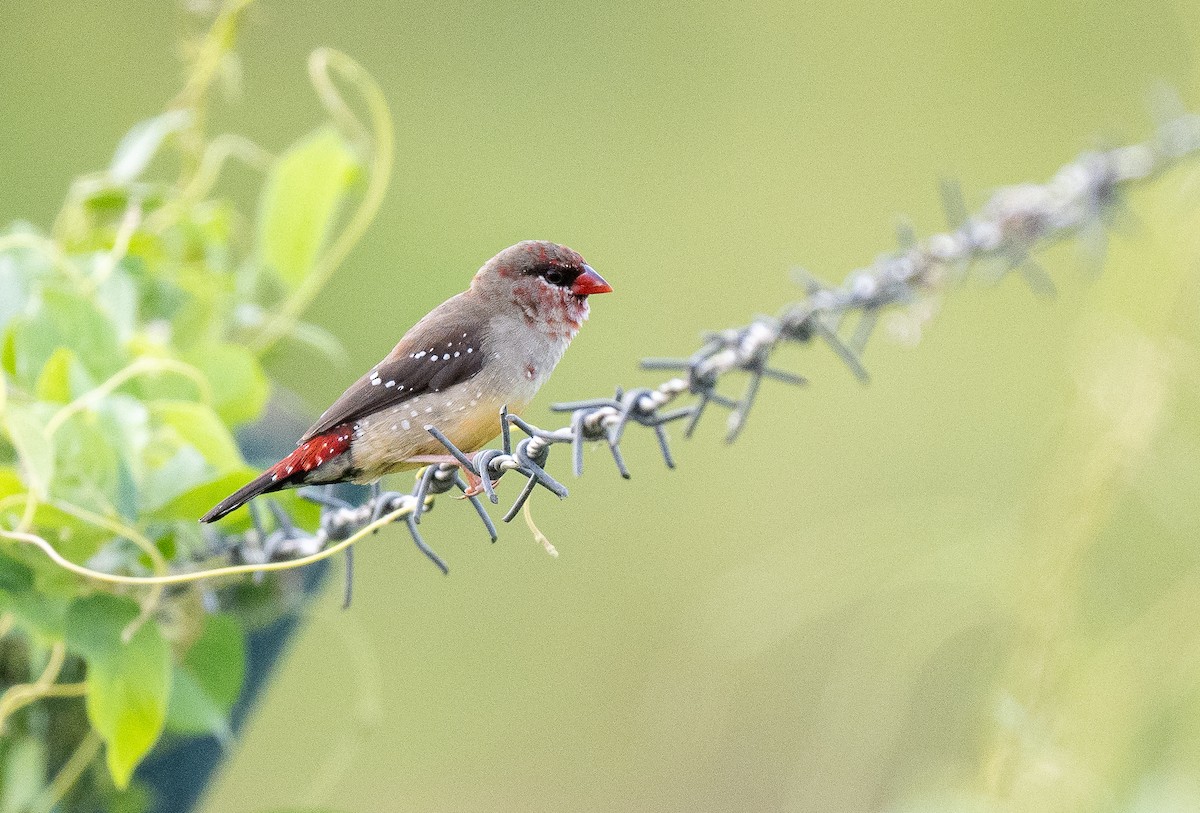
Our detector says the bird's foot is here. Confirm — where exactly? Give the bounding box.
[459,467,500,499]
[404,455,497,497]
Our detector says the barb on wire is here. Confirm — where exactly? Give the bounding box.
[196,110,1200,597]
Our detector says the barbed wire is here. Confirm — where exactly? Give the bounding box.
[158,109,1200,597]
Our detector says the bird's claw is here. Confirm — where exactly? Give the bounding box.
[459,468,499,498]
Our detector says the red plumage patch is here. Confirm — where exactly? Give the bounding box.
[269,422,353,481]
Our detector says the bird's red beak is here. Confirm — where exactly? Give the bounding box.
[571,265,613,296]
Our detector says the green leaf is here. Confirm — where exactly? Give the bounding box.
[0,549,68,643]
[1,332,16,379]
[50,409,123,514]
[0,253,30,338]
[109,110,191,184]
[5,288,124,388]
[113,454,140,521]
[185,612,245,710]
[165,666,232,741]
[147,466,259,523]
[0,735,46,813]
[93,264,140,342]
[285,320,349,366]
[0,588,68,642]
[3,404,54,499]
[165,612,245,740]
[100,781,152,813]
[257,127,359,290]
[66,594,171,789]
[149,401,242,472]
[35,347,77,403]
[137,445,210,514]
[94,394,151,490]
[136,400,244,512]
[27,502,113,564]
[184,342,269,426]
[0,467,24,501]
[0,549,34,593]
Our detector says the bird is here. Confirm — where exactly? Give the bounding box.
[200,240,611,523]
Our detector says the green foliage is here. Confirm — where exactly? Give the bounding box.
[0,734,46,813]
[65,596,171,789]
[165,612,246,742]
[0,550,65,642]
[257,126,361,291]
[0,3,380,809]
[108,111,192,186]
[184,343,269,426]
[2,406,53,500]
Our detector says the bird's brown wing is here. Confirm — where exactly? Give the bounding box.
[300,313,487,443]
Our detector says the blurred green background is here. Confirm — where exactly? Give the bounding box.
[4,1,1200,811]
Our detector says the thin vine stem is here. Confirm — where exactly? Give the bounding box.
[167,0,258,185]
[43,356,211,438]
[144,133,275,235]
[28,730,102,813]
[49,500,167,642]
[0,233,83,284]
[249,47,394,354]
[84,198,143,293]
[0,500,419,587]
[0,642,67,732]
[3,356,212,539]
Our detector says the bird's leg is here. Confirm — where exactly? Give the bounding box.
[404,454,498,497]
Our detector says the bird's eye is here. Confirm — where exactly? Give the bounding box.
[543,269,565,286]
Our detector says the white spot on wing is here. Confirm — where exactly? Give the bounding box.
[401,418,411,430]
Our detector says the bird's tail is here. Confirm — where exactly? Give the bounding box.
[199,423,356,523]
[199,469,287,523]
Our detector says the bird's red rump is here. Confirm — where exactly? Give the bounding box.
[269,422,353,481]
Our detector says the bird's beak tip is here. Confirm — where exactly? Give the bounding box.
[572,265,613,296]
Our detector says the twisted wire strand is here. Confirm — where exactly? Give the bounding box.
[199,111,1200,586]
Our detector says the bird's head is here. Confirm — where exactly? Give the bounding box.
[472,241,612,339]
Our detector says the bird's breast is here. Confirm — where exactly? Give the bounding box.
[482,312,572,397]
[347,314,571,483]
[347,380,522,482]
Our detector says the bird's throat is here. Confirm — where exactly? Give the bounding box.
[511,281,588,341]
